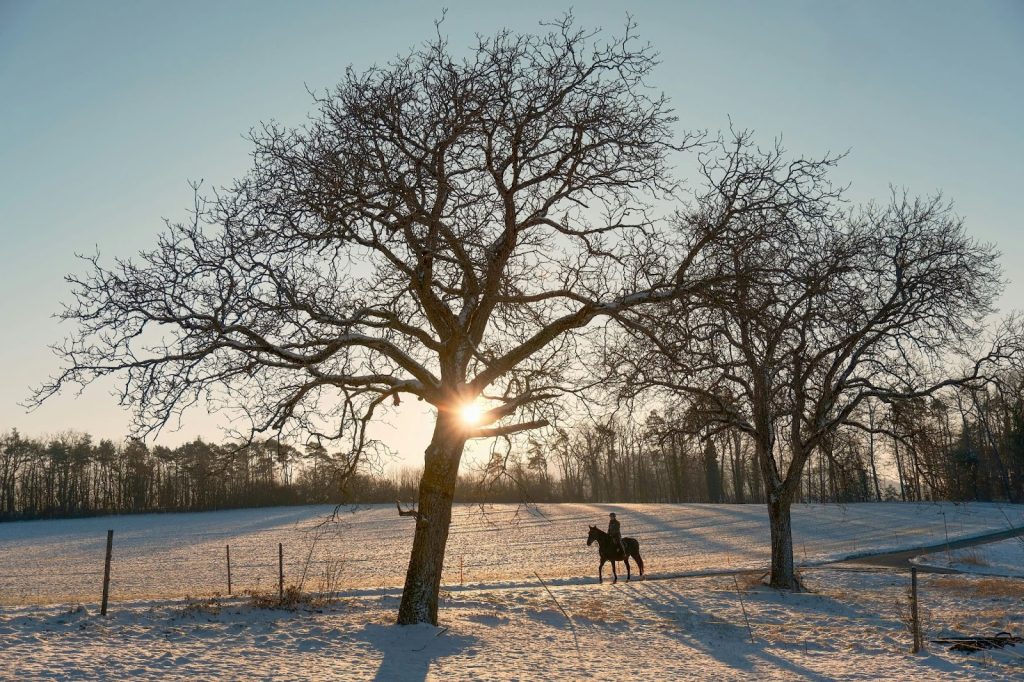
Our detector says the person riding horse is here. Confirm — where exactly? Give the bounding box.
[608,512,626,556]
[586,519,644,583]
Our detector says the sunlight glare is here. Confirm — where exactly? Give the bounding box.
[459,402,484,426]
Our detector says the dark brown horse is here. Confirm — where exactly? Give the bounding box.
[587,525,644,583]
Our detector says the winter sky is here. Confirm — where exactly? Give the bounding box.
[1,0,1022,468]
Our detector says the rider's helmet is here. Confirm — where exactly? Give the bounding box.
[609,512,616,518]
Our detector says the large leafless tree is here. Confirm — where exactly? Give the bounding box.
[34,19,719,624]
[615,133,1006,589]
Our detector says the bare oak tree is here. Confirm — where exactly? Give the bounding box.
[34,19,709,624]
[615,133,1004,589]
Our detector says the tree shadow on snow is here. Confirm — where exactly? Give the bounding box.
[617,581,829,680]
[605,505,757,558]
[359,622,478,682]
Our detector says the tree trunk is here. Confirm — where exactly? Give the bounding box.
[768,494,797,589]
[397,414,466,625]
[893,435,907,501]
[868,436,881,501]
[972,394,1014,502]
[703,439,721,503]
[731,431,745,504]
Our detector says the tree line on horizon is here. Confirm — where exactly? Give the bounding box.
[5,372,1022,520]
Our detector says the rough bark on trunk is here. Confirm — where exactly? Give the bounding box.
[397,415,466,625]
[768,495,797,589]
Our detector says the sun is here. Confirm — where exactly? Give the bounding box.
[459,402,484,426]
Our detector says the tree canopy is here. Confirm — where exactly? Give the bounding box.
[36,17,717,625]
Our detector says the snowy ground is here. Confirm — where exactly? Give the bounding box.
[916,536,1024,578]
[1,569,1021,680]
[1,501,1022,605]
[1,502,1023,680]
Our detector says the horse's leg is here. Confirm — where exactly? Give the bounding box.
[611,558,618,584]
[633,547,645,577]
[625,556,631,582]
[598,557,604,584]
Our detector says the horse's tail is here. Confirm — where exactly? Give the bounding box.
[632,541,644,576]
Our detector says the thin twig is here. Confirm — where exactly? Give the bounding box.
[733,574,756,644]
[534,571,582,663]
[995,503,1024,551]
[534,571,573,623]
[410,626,449,652]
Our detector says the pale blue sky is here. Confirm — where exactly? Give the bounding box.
[1,0,1022,465]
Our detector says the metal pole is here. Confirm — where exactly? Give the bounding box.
[278,542,284,600]
[911,567,922,653]
[101,530,113,616]
[226,544,232,596]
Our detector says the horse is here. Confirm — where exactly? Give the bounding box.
[587,525,644,583]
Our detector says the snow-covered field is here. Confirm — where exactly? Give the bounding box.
[2,502,1023,680]
[916,536,1024,578]
[1,569,1022,680]
[1,501,1022,604]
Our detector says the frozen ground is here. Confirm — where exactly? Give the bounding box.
[1,503,1023,680]
[1,569,1021,680]
[1,501,1022,605]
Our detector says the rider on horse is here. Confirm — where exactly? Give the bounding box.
[608,512,626,556]
[587,517,645,583]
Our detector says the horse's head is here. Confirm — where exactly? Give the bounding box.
[587,525,598,546]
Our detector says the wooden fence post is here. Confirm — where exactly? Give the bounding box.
[101,530,113,616]
[278,542,284,600]
[910,567,922,653]
[226,544,232,596]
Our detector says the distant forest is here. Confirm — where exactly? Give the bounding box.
[2,379,1022,520]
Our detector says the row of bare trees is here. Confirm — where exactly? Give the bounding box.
[0,431,308,518]
[8,375,1023,519]
[470,377,1024,507]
